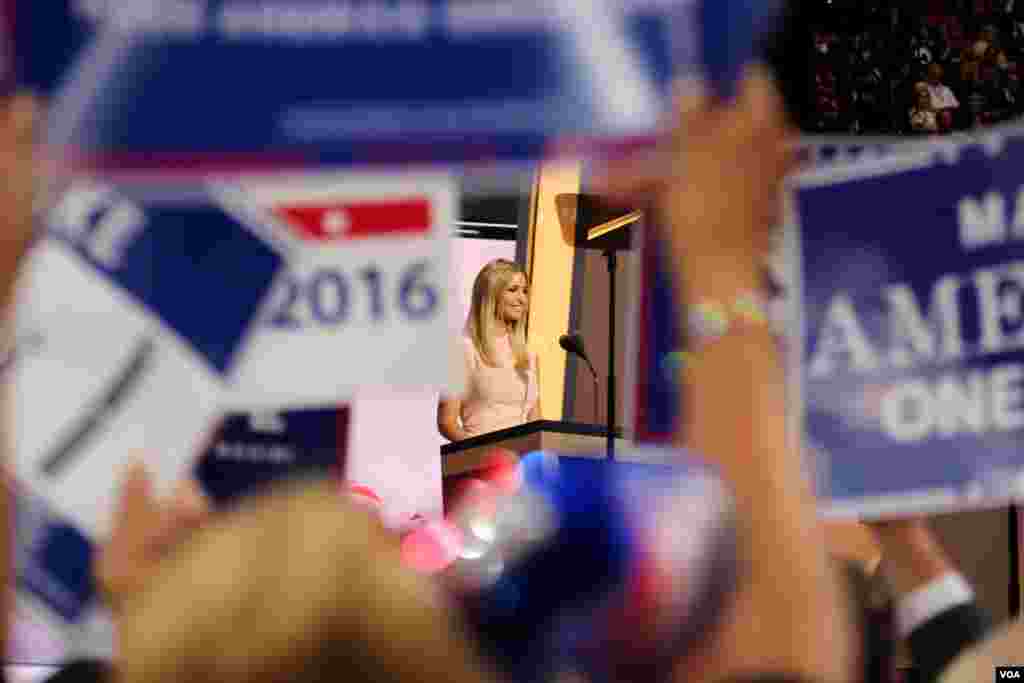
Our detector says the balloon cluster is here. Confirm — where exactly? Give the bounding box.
[400,449,739,683]
[399,449,523,574]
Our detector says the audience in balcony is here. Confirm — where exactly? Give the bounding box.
[805,1,1024,135]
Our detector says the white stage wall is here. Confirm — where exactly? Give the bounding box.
[345,237,516,527]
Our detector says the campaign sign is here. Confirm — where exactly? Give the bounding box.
[14,183,283,539]
[793,133,1024,517]
[220,171,457,407]
[9,182,284,651]
[799,139,907,169]
[30,0,779,170]
[195,408,348,505]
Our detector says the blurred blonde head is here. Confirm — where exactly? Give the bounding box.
[467,259,530,371]
[117,480,497,683]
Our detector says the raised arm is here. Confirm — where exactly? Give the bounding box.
[599,68,852,683]
[1,92,42,680]
[527,354,541,421]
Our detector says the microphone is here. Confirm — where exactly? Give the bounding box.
[559,332,596,376]
[560,332,600,424]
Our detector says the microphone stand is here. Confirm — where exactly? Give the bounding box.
[604,248,617,463]
[562,336,601,436]
[579,356,600,435]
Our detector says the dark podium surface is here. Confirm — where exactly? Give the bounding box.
[441,420,630,476]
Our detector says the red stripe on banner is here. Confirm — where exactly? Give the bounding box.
[274,199,432,242]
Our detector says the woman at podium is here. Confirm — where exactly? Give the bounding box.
[437,259,540,441]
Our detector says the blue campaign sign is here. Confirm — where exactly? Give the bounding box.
[795,134,1024,516]
[195,408,348,505]
[27,0,780,169]
[45,185,284,374]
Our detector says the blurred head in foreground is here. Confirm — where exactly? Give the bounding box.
[116,480,499,683]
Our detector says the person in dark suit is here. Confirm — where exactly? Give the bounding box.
[938,617,1024,683]
[837,559,896,683]
[40,659,111,683]
[869,519,992,683]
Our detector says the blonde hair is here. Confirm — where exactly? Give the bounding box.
[467,259,530,371]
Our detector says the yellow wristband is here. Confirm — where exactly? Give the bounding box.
[688,292,769,348]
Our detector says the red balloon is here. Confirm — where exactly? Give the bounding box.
[400,519,463,574]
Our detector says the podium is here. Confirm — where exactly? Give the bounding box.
[441,422,688,510]
[441,420,630,478]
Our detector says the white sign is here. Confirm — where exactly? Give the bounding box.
[222,171,460,408]
[11,182,285,639]
[13,241,223,539]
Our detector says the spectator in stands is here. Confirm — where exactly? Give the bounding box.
[910,81,941,132]
[910,22,941,67]
[850,33,892,133]
[961,59,1003,126]
[962,37,989,83]
[1009,21,1024,56]
[962,45,987,126]
[791,6,1024,135]
[925,63,960,128]
[813,29,835,60]
[813,66,845,132]
[980,59,1021,122]
[1001,61,1023,118]
[980,24,1010,64]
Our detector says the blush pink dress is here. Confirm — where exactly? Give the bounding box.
[459,334,539,437]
